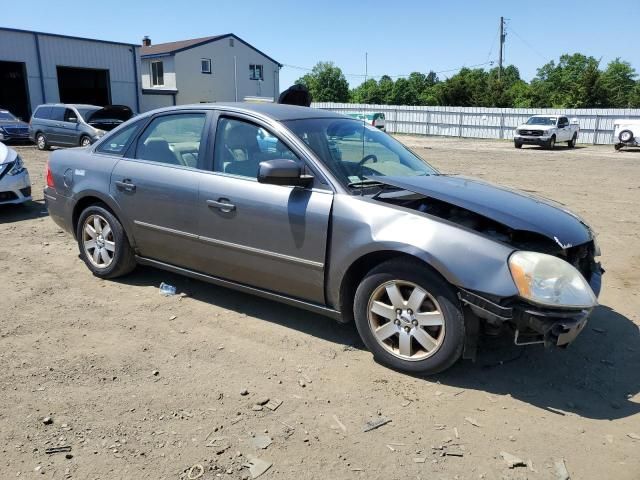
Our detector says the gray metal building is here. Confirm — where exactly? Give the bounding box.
[0,27,141,120]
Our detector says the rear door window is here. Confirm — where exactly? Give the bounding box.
[135,113,207,168]
[50,107,65,122]
[64,108,78,122]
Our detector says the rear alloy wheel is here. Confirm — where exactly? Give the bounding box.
[619,130,634,143]
[76,204,136,279]
[80,135,92,147]
[568,134,577,148]
[36,133,49,151]
[354,259,465,374]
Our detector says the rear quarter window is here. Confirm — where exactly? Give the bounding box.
[33,106,52,119]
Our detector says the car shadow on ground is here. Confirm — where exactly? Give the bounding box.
[429,304,640,421]
[117,266,639,421]
[0,200,48,224]
[117,265,364,349]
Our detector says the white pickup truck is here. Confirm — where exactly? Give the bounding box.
[514,115,579,149]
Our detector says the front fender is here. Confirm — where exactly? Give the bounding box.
[326,195,519,308]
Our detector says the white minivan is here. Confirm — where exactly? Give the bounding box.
[613,119,640,150]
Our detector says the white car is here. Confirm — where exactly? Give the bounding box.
[0,142,31,205]
[514,115,579,149]
[613,119,640,151]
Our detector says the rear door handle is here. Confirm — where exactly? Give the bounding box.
[115,180,136,192]
[207,198,236,213]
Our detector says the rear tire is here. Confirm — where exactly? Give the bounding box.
[76,204,136,279]
[36,133,49,151]
[568,134,577,148]
[353,258,465,375]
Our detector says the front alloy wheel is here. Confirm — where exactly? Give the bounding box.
[353,259,465,374]
[368,280,445,361]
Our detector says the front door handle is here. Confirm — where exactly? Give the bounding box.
[115,180,136,192]
[207,198,236,213]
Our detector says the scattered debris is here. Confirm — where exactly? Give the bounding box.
[42,416,53,425]
[386,444,396,452]
[251,405,263,412]
[332,415,347,433]
[45,446,71,454]
[250,435,272,450]
[169,315,177,321]
[413,457,426,463]
[186,463,204,480]
[401,399,412,407]
[152,370,159,376]
[255,397,270,406]
[445,450,464,457]
[245,456,272,479]
[453,427,459,439]
[627,433,640,440]
[350,467,364,472]
[265,399,283,411]
[298,379,306,388]
[363,418,392,432]
[159,282,177,296]
[464,417,482,427]
[554,458,570,480]
[240,389,249,396]
[500,451,526,468]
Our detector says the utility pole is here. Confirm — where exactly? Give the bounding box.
[498,16,506,80]
[365,52,368,83]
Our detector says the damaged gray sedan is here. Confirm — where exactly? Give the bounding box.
[44,104,602,374]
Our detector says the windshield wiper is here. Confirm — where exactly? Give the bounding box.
[347,179,386,188]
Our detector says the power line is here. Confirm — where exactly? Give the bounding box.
[282,61,495,81]
[507,22,550,63]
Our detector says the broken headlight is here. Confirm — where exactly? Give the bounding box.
[508,251,597,309]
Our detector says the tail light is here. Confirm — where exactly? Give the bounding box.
[45,160,55,188]
[371,119,376,127]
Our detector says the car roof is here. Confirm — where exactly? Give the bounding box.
[38,103,101,109]
[149,103,349,121]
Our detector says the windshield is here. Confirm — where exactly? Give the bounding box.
[526,116,557,126]
[0,111,18,121]
[76,107,101,122]
[284,118,437,189]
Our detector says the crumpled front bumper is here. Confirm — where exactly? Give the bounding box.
[460,263,603,348]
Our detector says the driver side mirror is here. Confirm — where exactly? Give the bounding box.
[67,116,78,123]
[257,159,314,187]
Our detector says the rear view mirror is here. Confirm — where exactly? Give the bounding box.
[258,159,314,187]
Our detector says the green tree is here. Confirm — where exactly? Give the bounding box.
[436,68,488,106]
[630,82,640,108]
[350,79,383,104]
[388,78,418,105]
[378,75,395,104]
[295,61,350,102]
[601,58,637,107]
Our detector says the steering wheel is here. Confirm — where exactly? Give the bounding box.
[358,154,378,166]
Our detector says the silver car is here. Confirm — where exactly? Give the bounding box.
[0,142,31,205]
[44,104,603,374]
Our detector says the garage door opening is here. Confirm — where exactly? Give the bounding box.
[57,66,111,106]
[0,61,30,120]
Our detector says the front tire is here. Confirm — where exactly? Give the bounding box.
[76,204,136,279]
[547,135,556,150]
[80,135,92,147]
[514,141,523,149]
[353,259,465,375]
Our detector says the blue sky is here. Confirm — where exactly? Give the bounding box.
[4,0,639,91]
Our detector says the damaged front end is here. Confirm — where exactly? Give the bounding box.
[371,175,603,350]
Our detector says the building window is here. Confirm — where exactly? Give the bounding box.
[151,61,164,86]
[201,58,212,74]
[229,38,234,47]
[250,64,263,81]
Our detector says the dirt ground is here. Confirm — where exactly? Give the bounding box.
[1,137,639,480]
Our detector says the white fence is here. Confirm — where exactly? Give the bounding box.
[312,103,640,145]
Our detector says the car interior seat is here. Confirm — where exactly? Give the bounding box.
[139,138,181,165]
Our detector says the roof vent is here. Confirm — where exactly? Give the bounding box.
[142,36,151,47]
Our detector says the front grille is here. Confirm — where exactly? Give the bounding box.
[519,129,543,136]
[3,126,29,136]
[0,191,18,201]
[20,186,31,197]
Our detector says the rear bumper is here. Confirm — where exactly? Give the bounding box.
[44,187,75,234]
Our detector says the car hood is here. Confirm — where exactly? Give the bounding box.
[85,105,134,131]
[372,175,592,247]
[517,124,555,131]
[0,142,18,165]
